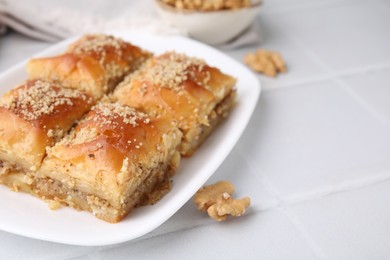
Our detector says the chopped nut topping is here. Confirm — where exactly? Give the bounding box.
[46,128,65,141]
[64,127,98,145]
[119,157,129,173]
[144,52,206,93]
[92,102,150,127]
[0,161,14,176]
[60,103,151,146]
[0,79,92,121]
[47,129,54,138]
[69,34,125,58]
[160,0,251,11]
[67,34,150,84]
[244,49,287,77]
[194,181,250,222]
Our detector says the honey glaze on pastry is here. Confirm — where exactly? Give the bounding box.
[35,102,182,223]
[0,34,238,223]
[112,52,237,156]
[27,34,151,98]
[0,79,94,171]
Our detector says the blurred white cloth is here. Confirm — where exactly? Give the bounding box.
[0,0,261,48]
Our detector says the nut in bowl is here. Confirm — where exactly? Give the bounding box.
[154,0,262,45]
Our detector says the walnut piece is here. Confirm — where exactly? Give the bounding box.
[160,0,251,11]
[244,49,287,77]
[194,181,251,222]
[47,199,62,210]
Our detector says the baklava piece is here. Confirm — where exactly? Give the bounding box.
[35,102,182,223]
[112,52,237,156]
[27,34,151,98]
[0,79,94,189]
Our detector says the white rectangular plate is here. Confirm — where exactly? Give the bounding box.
[0,31,261,246]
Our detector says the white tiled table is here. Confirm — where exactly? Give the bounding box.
[1,0,390,259]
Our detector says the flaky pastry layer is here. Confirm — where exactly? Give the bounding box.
[27,34,151,98]
[0,155,178,223]
[30,102,182,222]
[112,52,237,156]
[0,79,94,170]
[0,38,237,223]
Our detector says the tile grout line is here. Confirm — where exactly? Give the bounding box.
[333,77,390,125]
[63,162,390,258]
[235,147,283,198]
[279,22,390,125]
[90,219,220,257]
[261,61,390,92]
[279,27,336,73]
[115,169,390,250]
[234,146,329,259]
[238,29,333,256]
[238,24,390,258]
[38,249,99,260]
[39,2,390,256]
[65,146,282,258]
[276,207,328,260]
[236,146,390,258]
[82,167,390,257]
[90,145,286,256]
[74,29,389,259]
[249,171,390,213]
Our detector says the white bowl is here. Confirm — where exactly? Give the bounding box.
[154,0,262,45]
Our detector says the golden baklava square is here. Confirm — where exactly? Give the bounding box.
[27,34,151,98]
[35,102,182,222]
[112,52,237,156]
[0,79,94,173]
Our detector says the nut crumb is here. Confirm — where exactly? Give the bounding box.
[48,200,62,210]
[244,49,287,77]
[194,181,250,221]
[1,79,92,121]
[160,0,251,11]
[142,52,206,93]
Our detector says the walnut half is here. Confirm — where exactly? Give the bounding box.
[244,49,287,77]
[194,181,251,222]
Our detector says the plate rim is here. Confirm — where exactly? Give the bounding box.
[0,31,261,246]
